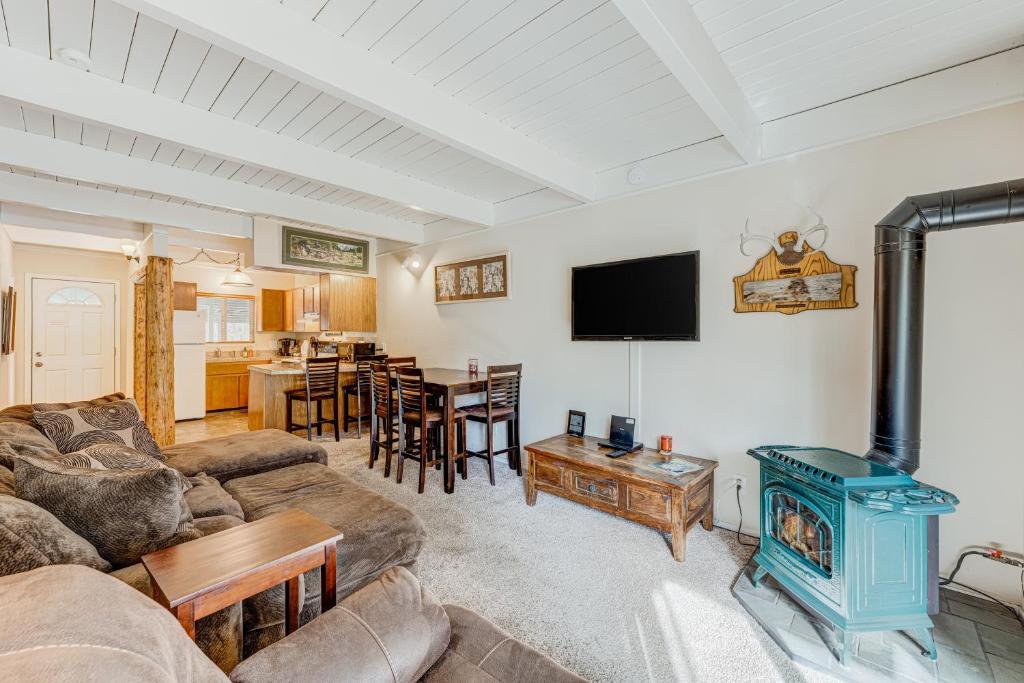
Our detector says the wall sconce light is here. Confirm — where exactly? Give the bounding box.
[402,253,424,273]
[121,242,139,264]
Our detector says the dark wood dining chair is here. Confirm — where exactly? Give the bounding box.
[395,367,448,494]
[368,361,399,476]
[342,354,387,435]
[462,364,523,485]
[285,356,340,441]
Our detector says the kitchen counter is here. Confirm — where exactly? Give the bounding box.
[247,360,357,432]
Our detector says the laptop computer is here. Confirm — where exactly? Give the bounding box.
[598,415,642,452]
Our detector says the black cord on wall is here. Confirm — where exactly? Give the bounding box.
[940,550,1024,629]
[735,483,759,548]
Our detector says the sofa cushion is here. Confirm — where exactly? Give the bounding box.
[186,473,245,519]
[422,605,586,683]
[0,420,61,468]
[0,463,13,497]
[110,562,243,674]
[230,567,449,683]
[32,397,163,461]
[194,513,247,536]
[224,463,426,601]
[13,451,200,567]
[0,493,111,576]
[162,429,328,483]
[0,565,229,682]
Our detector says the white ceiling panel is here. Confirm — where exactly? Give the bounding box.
[153,31,210,101]
[87,0,139,81]
[182,45,242,109]
[121,15,176,90]
[48,0,94,59]
[2,0,49,57]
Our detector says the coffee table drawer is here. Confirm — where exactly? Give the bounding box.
[534,459,565,490]
[570,470,619,505]
[624,483,672,522]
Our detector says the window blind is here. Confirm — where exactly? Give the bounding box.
[196,295,254,343]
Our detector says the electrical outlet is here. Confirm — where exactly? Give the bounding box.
[732,475,748,491]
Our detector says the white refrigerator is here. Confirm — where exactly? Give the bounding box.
[174,310,207,421]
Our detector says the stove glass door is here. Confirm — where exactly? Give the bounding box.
[767,489,834,577]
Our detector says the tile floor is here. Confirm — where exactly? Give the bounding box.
[734,564,1024,682]
[175,409,250,443]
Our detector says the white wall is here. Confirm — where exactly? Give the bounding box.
[379,102,1024,604]
[0,226,14,407]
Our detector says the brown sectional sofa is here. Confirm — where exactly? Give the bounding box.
[0,394,585,682]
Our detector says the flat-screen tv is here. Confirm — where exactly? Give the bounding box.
[571,251,699,341]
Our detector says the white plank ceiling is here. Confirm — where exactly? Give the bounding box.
[0,0,1021,243]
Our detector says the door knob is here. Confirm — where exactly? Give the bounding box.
[35,351,43,357]
[35,362,44,367]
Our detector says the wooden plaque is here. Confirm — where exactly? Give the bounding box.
[733,231,856,315]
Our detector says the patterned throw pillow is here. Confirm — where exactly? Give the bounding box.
[13,445,199,568]
[32,398,164,461]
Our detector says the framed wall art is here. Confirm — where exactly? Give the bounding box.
[435,252,509,304]
[281,225,370,273]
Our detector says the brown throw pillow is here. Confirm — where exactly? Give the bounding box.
[13,446,200,568]
[32,398,164,461]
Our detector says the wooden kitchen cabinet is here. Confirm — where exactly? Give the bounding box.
[205,361,257,411]
[173,282,197,311]
[319,273,376,332]
[303,285,319,314]
[259,289,288,331]
[291,288,304,331]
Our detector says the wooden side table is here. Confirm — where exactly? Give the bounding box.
[142,509,343,639]
[525,434,718,562]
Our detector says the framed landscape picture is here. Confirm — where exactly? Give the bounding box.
[281,226,370,273]
[435,252,509,304]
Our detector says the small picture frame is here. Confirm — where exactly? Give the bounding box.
[566,410,586,438]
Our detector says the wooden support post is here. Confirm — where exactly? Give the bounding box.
[134,256,175,446]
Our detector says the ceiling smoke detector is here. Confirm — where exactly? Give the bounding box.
[55,47,93,70]
[627,165,646,186]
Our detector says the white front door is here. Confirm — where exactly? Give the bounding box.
[31,278,117,403]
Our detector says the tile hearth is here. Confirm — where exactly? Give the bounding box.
[734,564,1024,682]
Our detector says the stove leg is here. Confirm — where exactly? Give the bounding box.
[913,627,938,661]
[836,627,852,667]
[752,565,768,587]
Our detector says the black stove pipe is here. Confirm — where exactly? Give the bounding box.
[867,178,1024,474]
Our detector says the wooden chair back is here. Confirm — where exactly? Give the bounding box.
[369,361,391,417]
[385,356,417,371]
[355,354,389,392]
[395,366,427,425]
[305,356,339,398]
[486,364,522,412]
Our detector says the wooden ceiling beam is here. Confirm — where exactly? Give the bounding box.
[115,0,597,202]
[0,48,488,229]
[613,0,762,164]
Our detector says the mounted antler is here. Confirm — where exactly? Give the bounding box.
[740,219,783,257]
[794,211,829,253]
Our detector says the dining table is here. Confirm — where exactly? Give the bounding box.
[418,367,487,493]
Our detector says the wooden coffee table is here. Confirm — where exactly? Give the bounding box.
[525,434,717,562]
[142,509,343,639]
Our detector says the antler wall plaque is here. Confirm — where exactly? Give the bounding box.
[733,216,856,315]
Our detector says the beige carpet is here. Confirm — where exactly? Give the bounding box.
[323,436,835,683]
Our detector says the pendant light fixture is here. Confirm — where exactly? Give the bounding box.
[221,253,255,288]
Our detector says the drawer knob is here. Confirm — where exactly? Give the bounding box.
[588,484,596,493]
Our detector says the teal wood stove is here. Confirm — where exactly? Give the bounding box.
[747,446,958,666]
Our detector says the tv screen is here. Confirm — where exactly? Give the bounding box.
[571,251,699,341]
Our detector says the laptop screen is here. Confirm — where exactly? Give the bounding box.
[609,416,635,447]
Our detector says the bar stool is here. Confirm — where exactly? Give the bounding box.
[368,361,398,476]
[285,356,340,441]
[395,367,447,494]
[342,354,387,435]
[462,364,522,484]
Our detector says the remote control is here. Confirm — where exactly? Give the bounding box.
[606,450,627,458]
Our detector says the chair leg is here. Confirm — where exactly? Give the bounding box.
[305,400,312,441]
[396,425,405,484]
[486,419,496,486]
[384,421,394,478]
[513,417,522,476]
[356,388,363,439]
[369,415,379,467]
[333,398,340,442]
[343,393,350,433]
[316,401,323,437]
[417,427,427,494]
[506,420,516,470]
[460,419,468,480]
[285,398,293,435]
